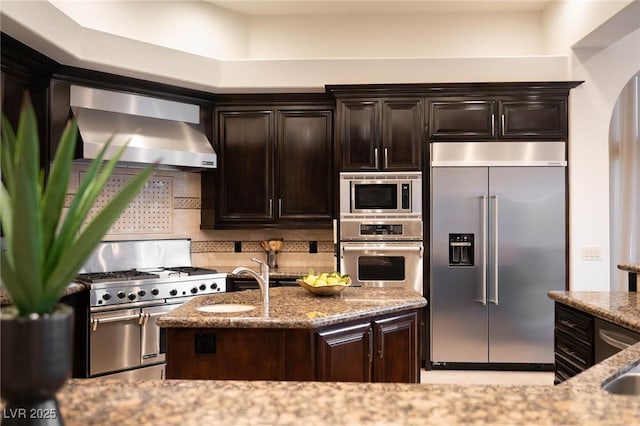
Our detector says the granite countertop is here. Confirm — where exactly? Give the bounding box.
[548,291,640,332]
[0,282,87,306]
[618,263,640,273]
[157,286,427,329]
[6,291,640,425]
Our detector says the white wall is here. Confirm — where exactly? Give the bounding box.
[51,0,250,59]
[567,27,640,291]
[542,0,633,54]
[540,0,640,291]
[248,12,544,58]
[0,1,568,91]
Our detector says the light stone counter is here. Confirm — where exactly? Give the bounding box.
[157,286,427,329]
[6,291,640,425]
[618,263,640,274]
[548,291,640,332]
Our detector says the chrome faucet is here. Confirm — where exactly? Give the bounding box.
[232,258,269,309]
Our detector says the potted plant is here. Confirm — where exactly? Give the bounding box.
[0,94,155,425]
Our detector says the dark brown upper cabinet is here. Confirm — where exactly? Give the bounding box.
[429,100,496,139]
[499,100,567,139]
[210,104,333,229]
[338,98,423,171]
[428,97,568,141]
[216,109,274,225]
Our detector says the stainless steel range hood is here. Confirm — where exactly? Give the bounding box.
[69,85,216,169]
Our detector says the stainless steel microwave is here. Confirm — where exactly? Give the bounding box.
[339,172,422,216]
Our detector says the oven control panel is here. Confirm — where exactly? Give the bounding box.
[360,224,403,236]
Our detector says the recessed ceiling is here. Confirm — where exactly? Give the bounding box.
[205,0,553,16]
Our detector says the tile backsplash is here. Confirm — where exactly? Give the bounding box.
[65,164,335,268]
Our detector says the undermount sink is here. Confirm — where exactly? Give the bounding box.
[601,365,640,395]
[196,304,256,313]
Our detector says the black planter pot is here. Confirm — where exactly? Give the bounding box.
[1,304,73,426]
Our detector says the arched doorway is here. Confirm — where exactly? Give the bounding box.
[609,73,640,290]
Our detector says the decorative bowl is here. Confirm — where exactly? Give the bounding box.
[296,279,351,296]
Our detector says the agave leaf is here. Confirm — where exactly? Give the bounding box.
[44,139,127,277]
[2,95,154,315]
[9,98,43,314]
[0,249,30,313]
[1,115,17,193]
[44,165,155,300]
[41,119,78,255]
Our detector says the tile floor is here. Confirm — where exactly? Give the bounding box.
[420,369,555,386]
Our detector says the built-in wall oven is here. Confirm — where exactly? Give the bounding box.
[339,172,424,295]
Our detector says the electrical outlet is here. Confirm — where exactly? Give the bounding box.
[309,241,318,254]
[234,241,242,253]
[582,246,601,260]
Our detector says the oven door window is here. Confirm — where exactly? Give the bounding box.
[354,184,397,211]
[358,255,405,281]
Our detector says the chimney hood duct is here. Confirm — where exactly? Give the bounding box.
[69,85,216,169]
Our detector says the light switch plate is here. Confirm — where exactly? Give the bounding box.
[582,246,602,260]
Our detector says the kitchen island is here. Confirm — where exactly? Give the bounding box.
[158,287,426,383]
[4,291,640,425]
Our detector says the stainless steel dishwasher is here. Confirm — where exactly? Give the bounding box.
[594,317,640,363]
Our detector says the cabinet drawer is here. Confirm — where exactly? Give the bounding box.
[555,303,593,345]
[555,330,593,370]
[554,354,582,384]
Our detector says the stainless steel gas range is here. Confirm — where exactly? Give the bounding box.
[74,239,226,380]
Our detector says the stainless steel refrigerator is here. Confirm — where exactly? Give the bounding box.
[430,141,566,365]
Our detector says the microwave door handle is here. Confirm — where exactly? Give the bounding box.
[384,147,388,169]
[374,147,379,169]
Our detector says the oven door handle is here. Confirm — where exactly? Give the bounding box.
[91,313,142,332]
[341,245,423,253]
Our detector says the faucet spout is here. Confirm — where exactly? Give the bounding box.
[231,258,269,309]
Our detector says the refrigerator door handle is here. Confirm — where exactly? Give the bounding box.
[490,195,499,305]
[475,195,488,305]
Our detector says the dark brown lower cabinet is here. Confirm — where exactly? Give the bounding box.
[554,303,594,384]
[166,309,419,383]
[166,328,314,381]
[316,312,419,383]
[316,322,372,382]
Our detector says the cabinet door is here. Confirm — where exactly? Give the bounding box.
[316,322,372,382]
[429,100,496,140]
[277,110,333,222]
[217,110,274,224]
[382,99,423,171]
[372,312,419,383]
[499,100,567,139]
[339,100,380,171]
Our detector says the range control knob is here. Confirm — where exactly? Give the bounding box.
[169,289,178,296]
[127,293,136,301]
[210,283,218,290]
[151,288,159,296]
[117,291,126,299]
[190,287,198,294]
[102,293,112,301]
[199,284,206,291]
[138,290,146,297]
